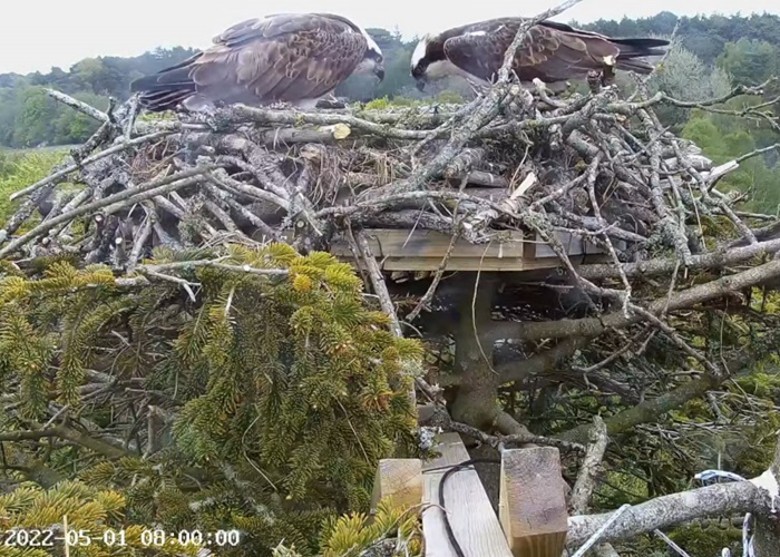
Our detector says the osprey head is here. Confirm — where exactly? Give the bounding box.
[353,28,385,81]
[410,35,434,91]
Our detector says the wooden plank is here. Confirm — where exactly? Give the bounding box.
[422,432,513,557]
[330,229,526,259]
[498,447,568,557]
[533,231,627,258]
[370,458,423,513]
[329,253,611,272]
[282,227,615,272]
[381,256,542,272]
[379,255,611,272]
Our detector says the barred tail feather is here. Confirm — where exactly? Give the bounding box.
[612,38,669,59]
[614,57,655,74]
[610,37,669,75]
[130,57,200,112]
[136,86,197,112]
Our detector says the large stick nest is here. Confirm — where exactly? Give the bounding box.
[0,75,775,280]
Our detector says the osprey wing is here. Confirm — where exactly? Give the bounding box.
[131,13,368,110]
[442,21,622,83]
[192,14,369,103]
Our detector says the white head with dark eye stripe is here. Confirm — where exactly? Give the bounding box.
[352,26,385,80]
[411,36,430,74]
[411,34,446,90]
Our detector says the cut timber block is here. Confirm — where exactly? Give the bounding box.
[499,447,568,557]
[370,458,423,513]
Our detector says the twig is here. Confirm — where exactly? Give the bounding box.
[8,130,176,202]
[654,529,693,557]
[571,504,632,557]
[445,415,585,453]
[0,167,212,258]
[45,88,110,123]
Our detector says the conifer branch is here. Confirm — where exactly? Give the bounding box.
[2,424,132,459]
[570,416,609,515]
[0,429,60,442]
[138,259,289,277]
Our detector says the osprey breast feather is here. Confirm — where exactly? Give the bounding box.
[410,17,669,90]
[130,12,385,112]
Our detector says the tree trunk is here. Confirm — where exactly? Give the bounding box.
[450,272,501,429]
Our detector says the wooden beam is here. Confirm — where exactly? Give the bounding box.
[380,256,548,272]
[365,255,610,272]
[273,227,623,273]
[327,229,613,272]
[370,458,423,513]
[532,230,627,258]
[330,228,527,259]
[498,447,568,557]
[422,432,513,557]
[280,228,618,272]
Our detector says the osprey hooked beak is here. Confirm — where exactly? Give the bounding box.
[415,78,426,91]
[374,65,385,81]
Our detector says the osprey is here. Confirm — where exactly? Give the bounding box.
[411,17,669,91]
[130,12,385,112]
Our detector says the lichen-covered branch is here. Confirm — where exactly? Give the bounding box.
[566,480,769,548]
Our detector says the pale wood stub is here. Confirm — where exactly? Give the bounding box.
[422,432,513,557]
[370,458,423,513]
[498,447,569,557]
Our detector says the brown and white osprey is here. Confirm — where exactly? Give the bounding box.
[410,17,669,91]
[131,12,385,112]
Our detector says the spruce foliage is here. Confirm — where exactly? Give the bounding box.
[0,244,423,555]
[0,480,198,556]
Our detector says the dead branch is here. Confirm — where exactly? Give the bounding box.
[570,416,609,515]
[566,465,777,549]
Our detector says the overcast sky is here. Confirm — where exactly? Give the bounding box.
[1,0,778,74]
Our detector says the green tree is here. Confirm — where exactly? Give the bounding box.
[647,41,732,130]
[12,87,59,147]
[682,112,780,213]
[717,38,780,86]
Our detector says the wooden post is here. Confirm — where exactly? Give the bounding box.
[498,447,569,557]
[370,458,423,513]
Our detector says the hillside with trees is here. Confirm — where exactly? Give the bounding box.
[1,7,780,557]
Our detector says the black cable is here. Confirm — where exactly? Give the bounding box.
[436,457,501,557]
